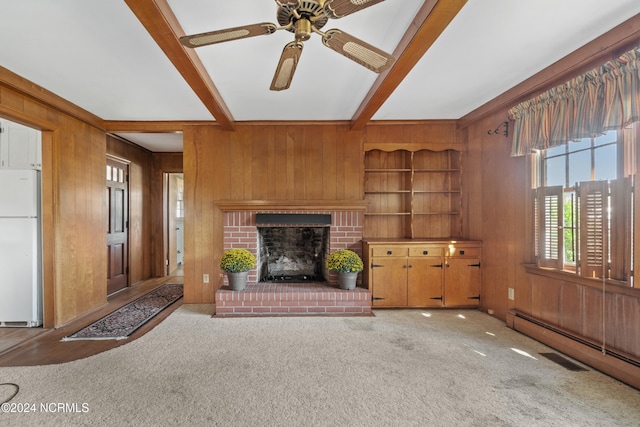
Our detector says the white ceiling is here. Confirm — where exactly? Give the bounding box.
[1,1,639,152]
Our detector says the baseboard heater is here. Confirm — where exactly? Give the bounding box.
[513,312,640,369]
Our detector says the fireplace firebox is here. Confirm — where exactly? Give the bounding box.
[256,213,331,283]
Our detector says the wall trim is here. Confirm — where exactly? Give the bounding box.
[217,200,369,212]
[510,311,640,390]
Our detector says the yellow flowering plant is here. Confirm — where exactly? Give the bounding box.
[326,249,364,273]
[219,248,256,273]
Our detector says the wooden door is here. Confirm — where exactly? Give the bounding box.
[444,258,481,306]
[106,157,129,295]
[408,257,444,307]
[371,257,408,307]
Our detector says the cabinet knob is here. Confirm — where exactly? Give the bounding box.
[387,250,392,255]
[423,250,428,255]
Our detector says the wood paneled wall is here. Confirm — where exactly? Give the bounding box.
[182,124,366,303]
[465,111,530,321]
[182,122,464,303]
[463,37,640,382]
[0,78,108,327]
[365,121,460,145]
[520,269,640,357]
[52,119,107,326]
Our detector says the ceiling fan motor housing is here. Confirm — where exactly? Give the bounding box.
[277,0,329,33]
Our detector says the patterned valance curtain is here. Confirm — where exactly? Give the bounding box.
[509,46,640,157]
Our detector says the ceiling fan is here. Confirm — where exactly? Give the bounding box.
[179,0,395,91]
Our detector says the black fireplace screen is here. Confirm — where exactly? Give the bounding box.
[257,225,329,282]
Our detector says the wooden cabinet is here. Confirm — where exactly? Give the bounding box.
[364,147,461,239]
[443,246,481,306]
[370,253,409,306]
[408,248,446,307]
[363,240,481,308]
[0,119,42,170]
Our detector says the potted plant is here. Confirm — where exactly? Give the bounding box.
[326,249,364,290]
[220,248,256,291]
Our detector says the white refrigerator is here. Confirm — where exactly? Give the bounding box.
[0,169,42,327]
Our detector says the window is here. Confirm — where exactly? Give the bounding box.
[535,131,633,283]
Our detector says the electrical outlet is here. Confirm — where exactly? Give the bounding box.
[203,274,210,283]
[508,288,515,300]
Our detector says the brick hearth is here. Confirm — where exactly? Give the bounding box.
[215,282,372,317]
[217,207,370,317]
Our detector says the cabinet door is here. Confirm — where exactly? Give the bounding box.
[407,257,444,307]
[371,257,407,307]
[444,258,481,306]
[0,120,41,169]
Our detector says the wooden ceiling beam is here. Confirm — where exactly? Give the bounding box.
[124,0,236,131]
[350,0,467,131]
[0,66,104,130]
[104,120,217,133]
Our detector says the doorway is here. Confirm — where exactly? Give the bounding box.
[106,156,129,294]
[165,173,184,276]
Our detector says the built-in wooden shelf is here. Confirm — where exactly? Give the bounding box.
[364,148,462,239]
[364,142,462,152]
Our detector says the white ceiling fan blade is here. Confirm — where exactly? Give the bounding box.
[323,0,386,19]
[322,29,394,73]
[180,23,277,48]
[270,41,304,91]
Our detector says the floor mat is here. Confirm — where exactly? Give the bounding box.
[62,284,183,341]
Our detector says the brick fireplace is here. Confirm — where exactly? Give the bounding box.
[215,204,371,316]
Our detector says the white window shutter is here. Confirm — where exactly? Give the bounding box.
[537,186,563,269]
[578,181,608,278]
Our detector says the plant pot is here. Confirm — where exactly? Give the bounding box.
[337,271,359,290]
[227,271,249,291]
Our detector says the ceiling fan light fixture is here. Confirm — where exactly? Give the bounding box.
[270,41,304,91]
[295,18,312,41]
[322,29,394,73]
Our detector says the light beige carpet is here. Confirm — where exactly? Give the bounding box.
[1,306,638,426]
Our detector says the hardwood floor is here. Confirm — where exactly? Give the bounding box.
[0,275,184,367]
[0,327,48,355]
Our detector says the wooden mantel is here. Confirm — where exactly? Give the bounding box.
[216,200,370,212]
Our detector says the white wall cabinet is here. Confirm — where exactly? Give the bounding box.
[0,120,42,170]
